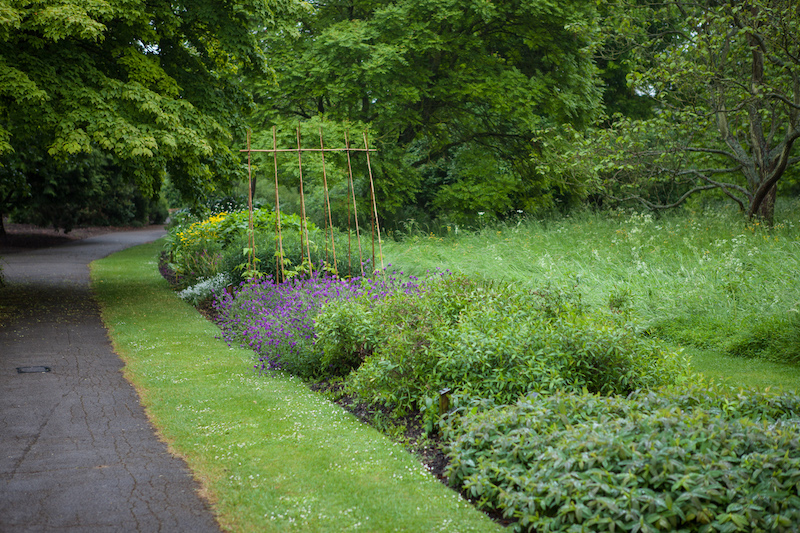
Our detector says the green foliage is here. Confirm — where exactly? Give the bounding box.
[315,299,381,377]
[342,274,481,417]
[316,273,688,426]
[164,206,345,287]
[560,0,800,222]
[251,0,603,225]
[429,286,684,400]
[0,0,284,219]
[164,211,228,286]
[444,386,800,532]
[382,203,800,372]
[6,151,167,231]
[724,313,800,365]
[428,145,524,225]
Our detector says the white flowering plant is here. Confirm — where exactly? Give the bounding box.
[178,273,232,306]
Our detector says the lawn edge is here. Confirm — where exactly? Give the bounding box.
[91,240,500,532]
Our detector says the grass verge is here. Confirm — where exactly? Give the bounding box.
[681,343,800,392]
[91,240,499,533]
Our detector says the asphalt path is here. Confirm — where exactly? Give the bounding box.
[0,229,222,532]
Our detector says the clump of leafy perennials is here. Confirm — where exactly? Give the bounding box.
[163,206,344,288]
[444,384,800,532]
[315,273,689,431]
[213,267,426,377]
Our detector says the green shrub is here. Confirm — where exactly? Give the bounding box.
[330,275,688,427]
[315,298,382,376]
[163,211,230,287]
[725,313,800,365]
[343,275,472,417]
[444,386,800,532]
[433,310,684,404]
[430,301,567,405]
[555,316,688,394]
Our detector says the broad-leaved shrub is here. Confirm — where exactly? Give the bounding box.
[315,299,382,376]
[334,275,687,426]
[341,274,483,417]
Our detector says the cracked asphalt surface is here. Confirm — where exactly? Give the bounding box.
[0,229,222,533]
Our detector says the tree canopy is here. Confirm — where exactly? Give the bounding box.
[562,0,800,224]
[250,0,603,225]
[3,0,797,231]
[0,0,283,231]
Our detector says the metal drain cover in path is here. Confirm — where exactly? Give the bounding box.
[16,366,51,373]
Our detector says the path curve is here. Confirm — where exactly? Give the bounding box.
[0,228,222,533]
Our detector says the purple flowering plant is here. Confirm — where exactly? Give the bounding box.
[213,264,428,377]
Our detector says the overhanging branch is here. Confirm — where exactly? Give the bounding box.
[766,93,800,111]
[684,146,740,161]
[682,169,749,208]
[672,167,751,197]
[608,184,720,210]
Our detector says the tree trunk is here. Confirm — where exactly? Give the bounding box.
[752,183,777,225]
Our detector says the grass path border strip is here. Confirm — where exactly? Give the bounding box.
[91,241,499,532]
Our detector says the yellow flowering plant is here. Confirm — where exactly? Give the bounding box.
[164,207,340,288]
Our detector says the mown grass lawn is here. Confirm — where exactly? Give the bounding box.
[92,241,500,533]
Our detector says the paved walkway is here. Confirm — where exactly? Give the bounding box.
[0,229,222,532]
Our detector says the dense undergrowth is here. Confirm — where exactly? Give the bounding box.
[444,387,800,532]
[214,270,688,429]
[164,202,800,532]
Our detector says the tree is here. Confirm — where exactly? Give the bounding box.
[6,150,168,233]
[250,0,603,225]
[575,0,800,224]
[0,0,286,233]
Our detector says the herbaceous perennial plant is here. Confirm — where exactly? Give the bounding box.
[213,267,426,376]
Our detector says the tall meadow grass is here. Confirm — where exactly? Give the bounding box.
[382,200,800,370]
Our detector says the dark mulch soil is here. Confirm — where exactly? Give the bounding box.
[158,251,185,287]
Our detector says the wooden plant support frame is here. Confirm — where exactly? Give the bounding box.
[241,126,383,282]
